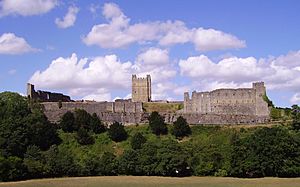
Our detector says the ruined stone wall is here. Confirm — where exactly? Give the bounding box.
[27,83,71,102]
[132,74,151,102]
[184,82,269,117]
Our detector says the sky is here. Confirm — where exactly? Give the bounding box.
[0,0,300,107]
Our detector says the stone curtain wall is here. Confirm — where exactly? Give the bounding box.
[42,102,269,125]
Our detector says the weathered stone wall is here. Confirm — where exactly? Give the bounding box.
[132,74,151,102]
[184,82,269,117]
[27,83,71,102]
[42,102,269,125]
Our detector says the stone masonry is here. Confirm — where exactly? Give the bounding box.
[132,74,151,102]
[184,82,269,116]
[27,83,71,102]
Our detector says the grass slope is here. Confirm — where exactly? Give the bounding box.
[1,176,300,187]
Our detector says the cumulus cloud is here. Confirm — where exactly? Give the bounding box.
[29,53,133,90]
[0,0,57,17]
[29,47,178,101]
[0,33,38,54]
[83,2,245,51]
[55,6,79,29]
[179,50,300,104]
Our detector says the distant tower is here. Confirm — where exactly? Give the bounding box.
[27,83,36,99]
[132,74,151,102]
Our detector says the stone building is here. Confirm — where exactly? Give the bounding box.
[184,82,269,116]
[132,74,151,102]
[27,83,71,102]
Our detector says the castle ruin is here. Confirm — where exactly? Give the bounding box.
[184,82,269,116]
[132,74,151,102]
[27,83,71,102]
[27,76,270,125]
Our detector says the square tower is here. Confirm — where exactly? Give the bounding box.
[132,74,151,102]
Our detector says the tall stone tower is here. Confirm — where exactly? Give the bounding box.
[132,74,151,102]
[253,82,269,116]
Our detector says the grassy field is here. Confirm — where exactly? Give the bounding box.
[1,176,300,187]
[142,102,183,113]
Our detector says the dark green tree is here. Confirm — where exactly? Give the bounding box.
[131,132,147,150]
[74,109,92,130]
[148,111,168,135]
[76,128,95,145]
[108,122,128,142]
[0,156,27,181]
[23,145,45,178]
[90,113,106,134]
[230,127,300,178]
[59,111,76,132]
[172,116,191,138]
[25,109,61,151]
[291,105,300,131]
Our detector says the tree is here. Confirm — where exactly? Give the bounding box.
[74,109,92,130]
[0,156,26,181]
[90,113,106,134]
[76,128,95,145]
[291,105,300,131]
[148,111,168,135]
[230,127,300,178]
[108,122,128,142]
[172,116,191,138]
[60,111,76,132]
[25,109,61,151]
[23,145,45,178]
[131,132,146,150]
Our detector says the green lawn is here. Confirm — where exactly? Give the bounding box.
[1,176,300,187]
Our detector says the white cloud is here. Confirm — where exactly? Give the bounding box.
[29,53,133,90]
[136,48,169,66]
[55,6,79,29]
[290,93,300,104]
[0,33,38,54]
[179,50,300,104]
[0,0,57,17]
[29,48,178,101]
[83,2,245,51]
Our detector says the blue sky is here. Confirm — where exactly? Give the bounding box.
[0,0,300,107]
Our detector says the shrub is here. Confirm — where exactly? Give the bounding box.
[108,122,128,142]
[76,128,95,145]
[172,116,191,138]
[148,111,168,135]
[131,132,146,149]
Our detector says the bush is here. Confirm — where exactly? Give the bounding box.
[172,116,191,138]
[148,111,168,135]
[108,122,128,142]
[131,132,146,149]
[60,111,76,132]
[76,128,95,145]
[90,113,106,134]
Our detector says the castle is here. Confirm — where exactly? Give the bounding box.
[27,75,270,125]
[184,82,269,116]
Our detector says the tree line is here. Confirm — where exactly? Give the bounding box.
[0,92,300,181]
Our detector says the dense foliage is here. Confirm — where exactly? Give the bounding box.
[172,116,191,138]
[148,111,168,135]
[0,92,300,181]
[108,122,128,142]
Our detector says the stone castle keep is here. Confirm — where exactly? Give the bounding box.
[132,74,151,102]
[27,75,270,125]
